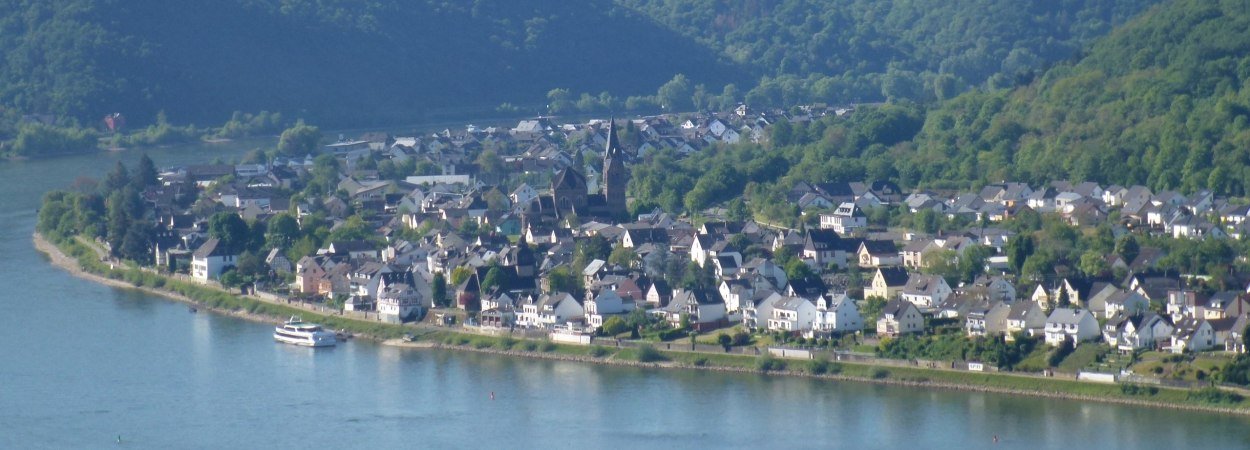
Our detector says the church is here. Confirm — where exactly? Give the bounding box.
[542,119,630,222]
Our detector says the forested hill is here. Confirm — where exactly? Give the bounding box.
[619,0,1157,104]
[907,0,1250,196]
[0,0,742,130]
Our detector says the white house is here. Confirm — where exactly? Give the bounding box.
[900,274,952,312]
[767,296,818,333]
[965,301,1011,337]
[518,293,584,329]
[745,292,785,330]
[1044,308,1100,346]
[1103,312,1172,353]
[377,282,424,323]
[820,202,867,234]
[585,289,634,331]
[1005,302,1047,338]
[877,300,923,337]
[1170,318,1215,353]
[659,289,727,332]
[191,238,237,283]
[812,293,863,336]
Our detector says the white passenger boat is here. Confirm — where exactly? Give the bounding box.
[273,316,337,347]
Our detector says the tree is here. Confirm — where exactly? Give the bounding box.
[717,333,733,351]
[220,269,245,290]
[105,191,131,254]
[118,221,152,264]
[132,153,159,189]
[608,245,637,269]
[327,215,374,243]
[450,266,474,286]
[481,264,511,293]
[572,235,612,271]
[208,212,251,253]
[958,245,993,282]
[656,73,692,111]
[602,316,629,336]
[1079,251,1111,278]
[476,149,504,180]
[266,213,301,249]
[1006,234,1035,274]
[548,265,583,296]
[546,88,572,114]
[236,250,263,279]
[103,161,131,193]
[432,272,448,307]
[1115,234,1140,265]
[861,296,888,324]
[277,121,321,156]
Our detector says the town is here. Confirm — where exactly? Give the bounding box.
[40,105,1250,388]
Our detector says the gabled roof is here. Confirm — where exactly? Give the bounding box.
[876,267,909,287]
[192,238,234,259]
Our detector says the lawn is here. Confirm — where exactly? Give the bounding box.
[1057,344,1109,373]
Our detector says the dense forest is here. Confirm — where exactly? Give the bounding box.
[0,0,740,136]
[1,0,1157,146]
[619,0,1157,104]
[625,0,1250,224]
[907,0,1250,195]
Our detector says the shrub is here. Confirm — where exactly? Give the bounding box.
[808,359,831,375]
[636,344,665,362]
[1152,366,1164,374]
[732,331,751,346]
[692,357,708,367]
[498,337,517,350]
[522,341,538,351]
[539,342,556,352]
[1187,387,1244,405]
[590,346,610,358]
[755,354,786,372]
[1120,383,1159,396]
[871,368,890,379]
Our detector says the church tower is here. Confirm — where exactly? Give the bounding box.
[602,118,629,219]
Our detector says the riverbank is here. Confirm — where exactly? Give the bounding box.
[31,231,1250,416]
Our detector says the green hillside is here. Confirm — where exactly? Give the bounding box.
[620,0,1157,104]
[0,0,742,132]
[909,0,1250,195]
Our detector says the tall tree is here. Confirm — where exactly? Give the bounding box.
[132,153,159,188]
[103,161,131,193]
[208,212,251,253]
[277,121,322,156]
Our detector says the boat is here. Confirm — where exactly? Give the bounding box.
[273,316,337,347]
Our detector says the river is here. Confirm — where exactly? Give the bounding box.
[1,141,1248,449]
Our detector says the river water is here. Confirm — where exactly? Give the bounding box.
[1,142,1248,449]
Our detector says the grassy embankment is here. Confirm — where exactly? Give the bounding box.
[37,232,1250,413]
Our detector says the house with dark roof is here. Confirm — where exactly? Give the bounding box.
[1044,308,1099,346]
[877,300,923,337]
[191,238,237,283]
[658,289,727,332]
[866,267,909,300]
[856,239,900,267]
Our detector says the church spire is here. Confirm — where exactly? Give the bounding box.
[605,116,621,157]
